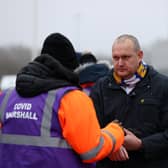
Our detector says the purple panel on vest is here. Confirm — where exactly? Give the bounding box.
[0,144,95,168]
[2,89,47,136]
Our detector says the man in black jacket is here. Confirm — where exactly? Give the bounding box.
[90,34,168,168]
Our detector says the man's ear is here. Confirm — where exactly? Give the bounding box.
[138,50,143,61]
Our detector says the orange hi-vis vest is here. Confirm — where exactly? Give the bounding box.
[58,89,124,163]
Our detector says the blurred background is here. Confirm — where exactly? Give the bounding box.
[0,0,168,89]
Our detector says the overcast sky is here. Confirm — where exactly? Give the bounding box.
[0,0,168,58]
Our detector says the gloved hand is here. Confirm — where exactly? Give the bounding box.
[112,119,123,127]
[112,119,126,135]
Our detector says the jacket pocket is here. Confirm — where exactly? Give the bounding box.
[137,97,161,136]
[138,98,160,105]
[138,97,160,123]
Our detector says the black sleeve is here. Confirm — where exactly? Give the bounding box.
[90,80,105,128]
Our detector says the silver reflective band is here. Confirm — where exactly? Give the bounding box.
[41,90,58,137]
[102,130,116,152]
[80,136,104,160]
[0,134,71,148]
[0,88,13,122]
[0,88,13,134]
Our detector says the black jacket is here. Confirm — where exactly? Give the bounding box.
[90,66,168,168]
[16,54,80,97]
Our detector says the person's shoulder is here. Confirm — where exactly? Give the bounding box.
[63,89,92,101]
[61,89,95,109]
[96,69,112,83]
[91,72,112,94]
[97,60,112,69]
[148,66,168,84]
[149,66,168,78]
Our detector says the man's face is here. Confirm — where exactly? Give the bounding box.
[112,39,143,79]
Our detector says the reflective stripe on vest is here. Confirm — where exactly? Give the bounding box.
[80,135,104,160]
[102,130,116,152]
[0,88,13,122]
[41,90,56,136]
[80,129,116,160]
[0,88,13,134]
[0,134,70,148]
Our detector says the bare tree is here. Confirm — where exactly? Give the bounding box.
[0,45,32,76]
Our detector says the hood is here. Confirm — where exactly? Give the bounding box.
[16,54,80,97]
[76,61,111,84]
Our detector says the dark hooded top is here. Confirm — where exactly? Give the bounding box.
[16,54,80,97]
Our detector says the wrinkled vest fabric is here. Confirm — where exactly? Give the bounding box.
[0,87,95,168]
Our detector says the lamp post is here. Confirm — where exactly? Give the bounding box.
[32,0,38,60]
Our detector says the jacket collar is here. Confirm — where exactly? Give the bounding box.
[107,66,155,90]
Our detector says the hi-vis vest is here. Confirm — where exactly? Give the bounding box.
[0,87,95,168]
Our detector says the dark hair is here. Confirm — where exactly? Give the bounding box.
[79,52,97,65]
